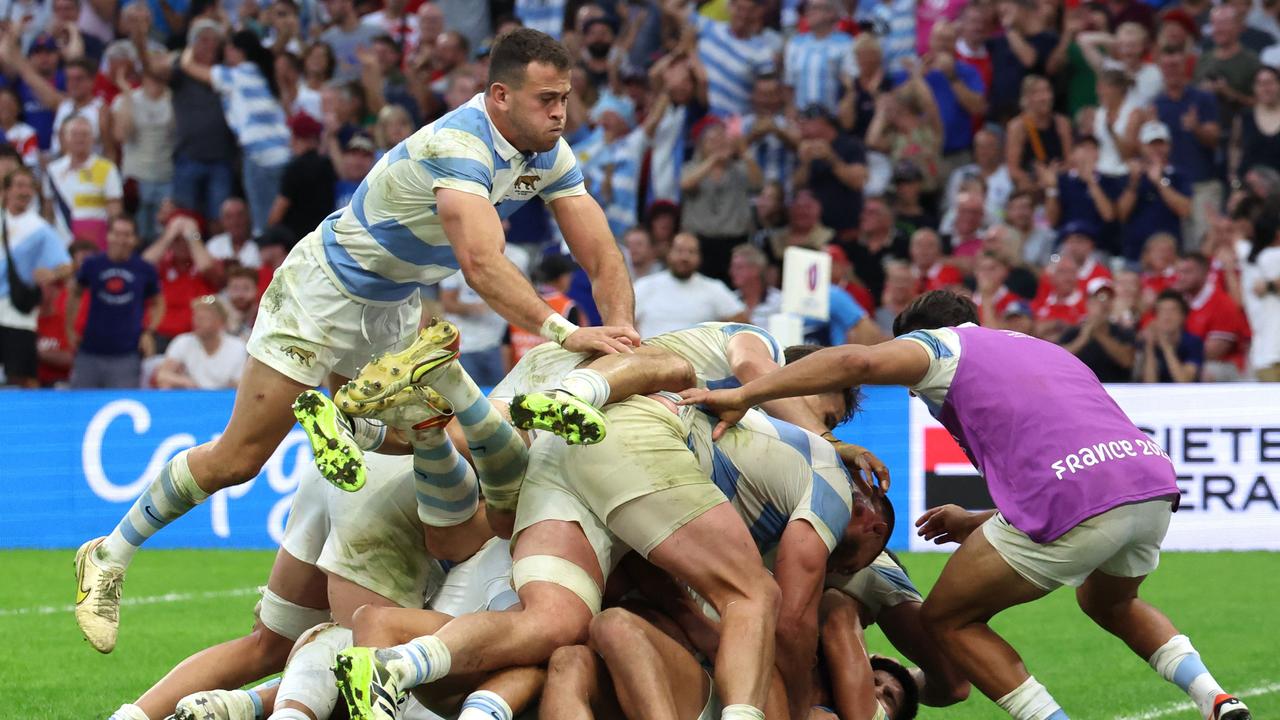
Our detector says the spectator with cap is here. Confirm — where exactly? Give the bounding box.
[1001,298,1035,334]
[633,231,747,337]
[12,55,103,156]
[1173,252,1251,381]
[1057,277,1137,382]
[143,211,217,350]
[581,92,661,240]
[793,104,867,239]
[1,32,63,152]
[680,116,761,283]
[1140,289,1203,382]
[268,112,336,244]
[109,47,174,243]
[783,0,854,115]
[727,242,782,328]
[987,0,1060,124]
[910,227,963,294]
[154,294,247,389]
[334,131,375,209]
[1033,255,1087,338]
[664,0,778,118]
[205,198,258,269]
[320,0,383,82]
[741,73,797,193]
[1118,120,1192,264]
[1151,42,1220,250]
[1006,74,1073,192]
[43,116,122,247]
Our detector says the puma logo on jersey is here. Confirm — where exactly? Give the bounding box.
[282,345,317,367]
[514,174,539,192]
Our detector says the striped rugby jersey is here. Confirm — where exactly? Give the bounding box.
[316,92,587,303]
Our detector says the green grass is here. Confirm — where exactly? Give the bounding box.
[1,550,1276,719]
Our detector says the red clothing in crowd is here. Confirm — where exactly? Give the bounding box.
[1141,267,1176,298]
[973,285,1018,326]
[914,262,964,294]
[1033,289,1087,326]
[1036,257,1111,303]
[154,258,215,338]
[1185,283,1251,369]
[36,285,88,386]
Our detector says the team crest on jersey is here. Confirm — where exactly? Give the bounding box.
[513,173,539,194]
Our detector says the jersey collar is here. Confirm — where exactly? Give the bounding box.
[473,92,525,165]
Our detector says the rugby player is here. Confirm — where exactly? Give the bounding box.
[75,27,639,654]
[682,290,1252,720]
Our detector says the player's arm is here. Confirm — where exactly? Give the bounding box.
[548,192,638,333]
[438,188,635,355]
[773,519,829,720]
[820,588,883,720]
[726,332,828,435]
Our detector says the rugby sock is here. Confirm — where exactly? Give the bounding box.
[350,416,388,451]
[276,625,351,720]
[721,704,766,720]
[431,363,528,512]
[558,369,612,408]
[457,690,514,720]
[387,634,452,688]
[99,449,208,567]
[411,428,479,526]
[108,704,149,720]
[996,676,1067,720]
[1149,635,1226,718]
[248,677,281,719]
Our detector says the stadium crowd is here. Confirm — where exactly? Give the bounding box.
[2,0,1280,389]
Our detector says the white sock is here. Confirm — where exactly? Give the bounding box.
[267,710,311,720]
[109,704,150,720]
[1149,635,1225,718]
[388,634,452,688]
[99,449,209,566]
[350,416,387,451]
[458,690,514,720]
[721,704,765,720]
[996,676,1066,720]
[558,369,612,408]
[276,625,352,719]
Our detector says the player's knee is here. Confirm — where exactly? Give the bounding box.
[587,607,646,659]
[547,644,598,685]
[528,600,591,650]
[350,603,388,641]
[248,623,295,670]
[1075,584,1131,627]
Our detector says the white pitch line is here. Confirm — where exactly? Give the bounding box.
[0,587,257,617]
[1115,681,1280,720]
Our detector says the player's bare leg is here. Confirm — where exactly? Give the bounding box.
[542,645,623,720]
[589,607,716,720]
[875,600,971,706]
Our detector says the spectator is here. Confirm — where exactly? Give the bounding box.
[276,51,321,120]
[1045,220,1113,295]
[803,278,882,346]
[154,19,238,227]
[875,260,914,334]
[269,112,337,243]
[320,0,383,82]
[1247,215,1280,380]
[846,195,906,302]
[645,200,680,261]
[748,181,788,248]
[783,0,853,114]
[633,231,747,337]
[1173,252,1251,381]
[1058,278,1137,382]
[2,33,63,152]
[373,103,414,155]
[987,0,1060,124]
[364,0,418,51]
[1195,5,1260,135]
[793,105,867,238]
[1087,69,1142,179]
[143,212,217,348]
[764,188,832,265]
[644,53,708,205]
[908,21,987,167]
[334,132,375,209]
[858,0,914,72]
[1033,255,1086,338]
[1111,268,1143,329]
[741,73,797,193]
[44,115,123,247]
[253,223,292,293]
[888,161,937,236]
[506,254,582,367]
[1045,134,1120,252]
[942,127,1013,226]
[727,243,782,328]
[110,49,175,243]
[972,251,1020,326]
[1006,74,1073,192]
[624,226,663,279]
[1117,121,1192,264]
[36,239,97,386]
[1139,289,1203,382]
[1000,189,1056,268]
[680,118,761,283]
[0,87,38,167]
[1077,22,1162,106]
[867,78,944,192]
[300,41,336,109]
[910,227,963,294]
[1152,42,1220,250]
[221,265,259,341]
[580,93,658,240]
[828,244,875,312]
[668,0,778,118]
[514,0,567,40]
[154,294,246,388]
[1140,231,1180,303]
[264,0,306,56]
[955,3,993,91]
[66,216,163,388]
[1233,66,1280,185]
[945,190,987,264]
[837,33,892,139]
[426,30,471,95]
[206,198,259,269]
[575,18,614,93]
[1,167,70,387]
[1000,298,1035,334]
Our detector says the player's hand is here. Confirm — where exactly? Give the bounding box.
[678,387,748,439]
[915,504,977,545]
[832,441,890,495]
[562,325,639,355]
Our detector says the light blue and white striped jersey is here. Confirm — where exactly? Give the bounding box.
[647,103,693,203]
[582,127,648,240]
[740,114,796,191]
[695,14,780,118]
[689,408,854,552]
[209,63,291,167]
[646,321,784,391]
[514,0,566,39]
[784,31,856,113]
[315,93,587,303]
[858,0,916,73]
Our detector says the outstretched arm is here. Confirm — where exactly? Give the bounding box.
[549,192,639,335]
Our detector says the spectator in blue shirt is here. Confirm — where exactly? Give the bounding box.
[894,21,987,160]
[1044,135,1121,254]
[802,284,884,346]
[1117,121,1192,265]
[1141,289,1203,382]
[1153,42,1221,251]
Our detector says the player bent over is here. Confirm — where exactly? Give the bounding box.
[75,26,639,654]
[683,290,1252,720]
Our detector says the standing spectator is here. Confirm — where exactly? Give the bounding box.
[942,128,1013,224]
[859,0,915,72]
[320,0,383,82]
[987,0,1060,124]
[0,87,39,167]
[221,265,259,341]
[1057,278,1137,382]
[907,21,987,170]
[575,18,614,93]
[793,105,867,239]
[1117,121,1192,264]
[66,216,163,388]
[867,77,944,192]
[299,41,336,112]
[143,213,217,348]
[668,0,777,118]
[269,112,336,243]
[44,116,122,247]
[0,167,70,387]
[1077,22,1163,107]
[154,295,247,388]
[1087,69,1142,180]
[1233,66,1280,185]
[1043,136,1118,252]
[624,226,664,279]
[1153,43,1221,250]
[110,50,175,243]
[581,93,658,240]
[910,226,963,294]
[837,34,892,139]
[680,118,761,283]
[955,3,993,91]
[2,33,63,152]
[206,198,258,268]
[875,260,914,334]
[727,243,782,328]
[1247,218,1280,380]
[1195,4,1261,135]
[644,52,708,204]
[1140,290,1203,382]
[149,19,238,227]
[276,52,321,121]
[633,231,747,337]
[1006,74,1073,192]
[1033,255,1087,338]
[741,73,797,193]
[364,0,418,50]
[48,58,104,155]
[36,239,97,386]
[1174,252,1251,380]
[783,0,853,114]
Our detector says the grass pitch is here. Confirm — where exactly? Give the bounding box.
[1,549,1275,720]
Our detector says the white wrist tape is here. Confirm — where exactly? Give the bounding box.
[539,312,579,345]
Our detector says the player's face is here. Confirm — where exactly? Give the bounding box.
[874,669,906,718]
[503,62,571,153]
[804,391,847,431]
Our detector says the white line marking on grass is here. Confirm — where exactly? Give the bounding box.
[0,587,258,617]
[1115,681,1280,720]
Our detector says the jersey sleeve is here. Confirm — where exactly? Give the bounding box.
[898,327,962,411]
[539,137,588,202]
[792,460,854,552]
[415,128,495,198]
[209,64,233,93]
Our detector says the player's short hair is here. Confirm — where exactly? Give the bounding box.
[784,343,860,426]
[488,28,572,89]
[892,290,978,336]
[870,493,895,554]
[1154,289,1189,315]
[871,655,921,720]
